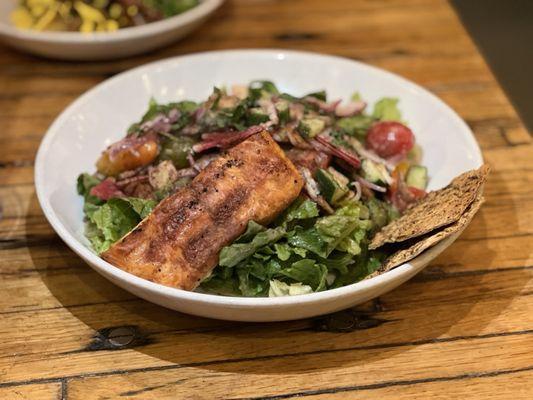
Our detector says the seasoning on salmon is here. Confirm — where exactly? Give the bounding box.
[101,131,304,290]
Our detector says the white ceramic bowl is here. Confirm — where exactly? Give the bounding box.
[0,0,223,60]
[35,49,483,321]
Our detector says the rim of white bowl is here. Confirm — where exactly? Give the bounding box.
[0,0,223,43]
[35,49,483,307]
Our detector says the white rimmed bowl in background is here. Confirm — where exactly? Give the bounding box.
[35,49,483,321]
[0,0,224,60]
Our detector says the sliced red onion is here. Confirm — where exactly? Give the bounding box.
[258,98,279,126]
[303,97,341,113]
[315,152,332,170]
[175,167,199,179]
[187,153,196,168]
[141,114,172,134]
[193,106,206,122]
[309,139,330,154]
[351,181,362,201]
[192,125,263,153]
[167,108,180,123]
[117,167,144,180]
[300,167,334,214]
[334,101,367,117]
[289,102,305,121]
[345,137,395,171]
[181,124,201,136]
[192,141,222,154]
[355,175,387,193]
[115,174,149,188]
[314,135,361,169]
[193,153,218,172]
[201,130,236,141]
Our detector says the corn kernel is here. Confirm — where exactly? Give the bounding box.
[106,19,119,31]
[126,5,139,17]
[10,8,34,29]
[109,3,123,19]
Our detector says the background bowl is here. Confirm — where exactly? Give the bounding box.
[35,49,483,321]
[0,0,224,60]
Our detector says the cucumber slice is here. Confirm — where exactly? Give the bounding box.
[406,165,428,190]
[275,100,290,124]
[327,167,350,187]
[315,168,348,204]
[361,159,390,185]
[297,118,326,139]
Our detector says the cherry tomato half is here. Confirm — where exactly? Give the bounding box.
[366,121,414,159]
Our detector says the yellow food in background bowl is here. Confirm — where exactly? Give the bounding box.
[11,0,198,33]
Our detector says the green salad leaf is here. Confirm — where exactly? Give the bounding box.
[128,98,199,134]
[77,173,101,197]
[202,197,378,296]
[269,280,313,297]
[83,196,156,254]
[278,197,319,226]
[273,243,292,261]
[336,115,375,139]
[218,223,286,267]
[372,97,402,121]
[332,248,384,288]
[248,80,279,100]
[124,197,157,219]
[304,90,327,101]
[279,259,328,291]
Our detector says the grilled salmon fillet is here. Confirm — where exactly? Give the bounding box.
[102,131,303,290]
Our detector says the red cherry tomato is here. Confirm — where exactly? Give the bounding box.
[366,121,414,158]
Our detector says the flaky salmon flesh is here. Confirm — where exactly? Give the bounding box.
[102,131,304,290]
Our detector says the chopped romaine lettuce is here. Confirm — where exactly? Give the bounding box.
[77,173,101,197]
[278,197,319,225]
[83,197,156,254]
[279,259,328,291]
[203,198,378,296]
[218,223,286,267]
[273,243,292,261]
[269,280,313,297]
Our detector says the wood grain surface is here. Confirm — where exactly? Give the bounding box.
[0,0,531,399]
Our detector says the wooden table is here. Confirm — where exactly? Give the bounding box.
[1,1,531,399]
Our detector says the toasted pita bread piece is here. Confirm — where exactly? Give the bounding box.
[366,193,484,279]
[369,164,489,250]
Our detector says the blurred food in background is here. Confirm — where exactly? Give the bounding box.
[11,0,199,33]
